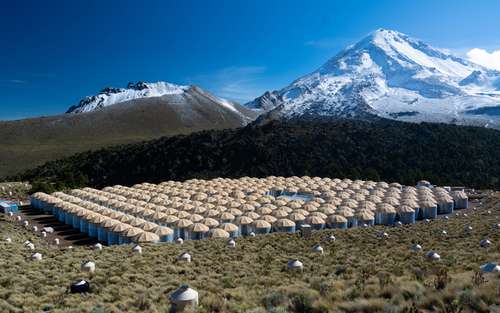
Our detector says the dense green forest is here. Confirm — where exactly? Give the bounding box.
[13,118,500,192]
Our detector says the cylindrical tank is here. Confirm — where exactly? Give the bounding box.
[170,285,199,312]
[306,216,326,230]
[451,191,468,210]
[274,219,296,233]
[328,215,348,229]
[436,194,454,214]
[188,223,209,240]
[419,200,438,219]
[154,226,174,242]
[235,216,254,236]
[220,223,239,238]
[375,204,397,226]
[253,220,271,234]
[397,205,416,224]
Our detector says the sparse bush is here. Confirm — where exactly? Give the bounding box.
[458,289,490,313]
[263,291,287,309]
[201,294,225,313]
[412,268,426,282]
[338,298,386,313]
[377,271,392,289]
[434,268,450,290]
[289,292,315,313]
[270,307,289,313]
[472,271,486,286]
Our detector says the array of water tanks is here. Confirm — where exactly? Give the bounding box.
[30,177,469,245]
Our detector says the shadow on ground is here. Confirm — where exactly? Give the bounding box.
[18,206,100,246]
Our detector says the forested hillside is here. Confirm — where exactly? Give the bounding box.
[15,118,500,192]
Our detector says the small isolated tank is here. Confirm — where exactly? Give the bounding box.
[177,252,192,263]
[70,280,90,294]
[170,284,199,312]
[81,261,95,273]
[287,259,304,272]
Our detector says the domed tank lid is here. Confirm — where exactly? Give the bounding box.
[178,252,191,258]
[411,243,422,252]
[74,279,88,286]
[70,279,90,294]
[426,250,440,260]
[287,259,303,268]
[312,244,323,253]
[480,239,492,247]
[170,284,199,301]
[480,262,500,273]
[321,233,333,241]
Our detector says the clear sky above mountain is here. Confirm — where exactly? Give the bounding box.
[1,0,500,120]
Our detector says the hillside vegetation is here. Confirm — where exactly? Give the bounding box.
[0,193,498,313]
[14,119,500,192]
[0,91,255,177]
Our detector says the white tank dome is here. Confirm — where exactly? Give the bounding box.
[170,284,199,311]
[480,239,492,248]
[326,234,336,242]
[312,244,324,254]
[177,252,192,263]
[426,250,440,260]
[287,259,304,271]
[81,261,96,273]
[132,245,142,254]
[411,243,422,252]
[480,262,500,273]
[31,252,42,261]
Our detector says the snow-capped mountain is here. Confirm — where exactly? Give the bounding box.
[66,81,189,113]
[66,81,256,124]
[246,29,500,128]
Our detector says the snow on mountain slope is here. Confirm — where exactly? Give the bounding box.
[246,29,500,128]
[66,81,257,128]
[67,81,189,113]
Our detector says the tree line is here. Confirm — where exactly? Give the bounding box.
[13,118,500,193]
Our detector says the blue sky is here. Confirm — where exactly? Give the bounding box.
[1,0,500,120]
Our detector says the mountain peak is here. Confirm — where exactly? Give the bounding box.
[66,81,189,114]
[245,29,500,129]
[370,28,404,38]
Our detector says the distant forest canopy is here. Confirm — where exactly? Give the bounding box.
[12,118,500,193]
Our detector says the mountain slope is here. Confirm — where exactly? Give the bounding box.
[66,81,189,113]
[246,29,500,128]
[17,118,500,191]
[0,85,257,177]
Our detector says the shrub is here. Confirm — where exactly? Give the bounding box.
[434,268,450,290]
[289,292,314,313]
[263,291,287,310]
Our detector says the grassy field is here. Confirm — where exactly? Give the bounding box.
[0,194,499,313]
